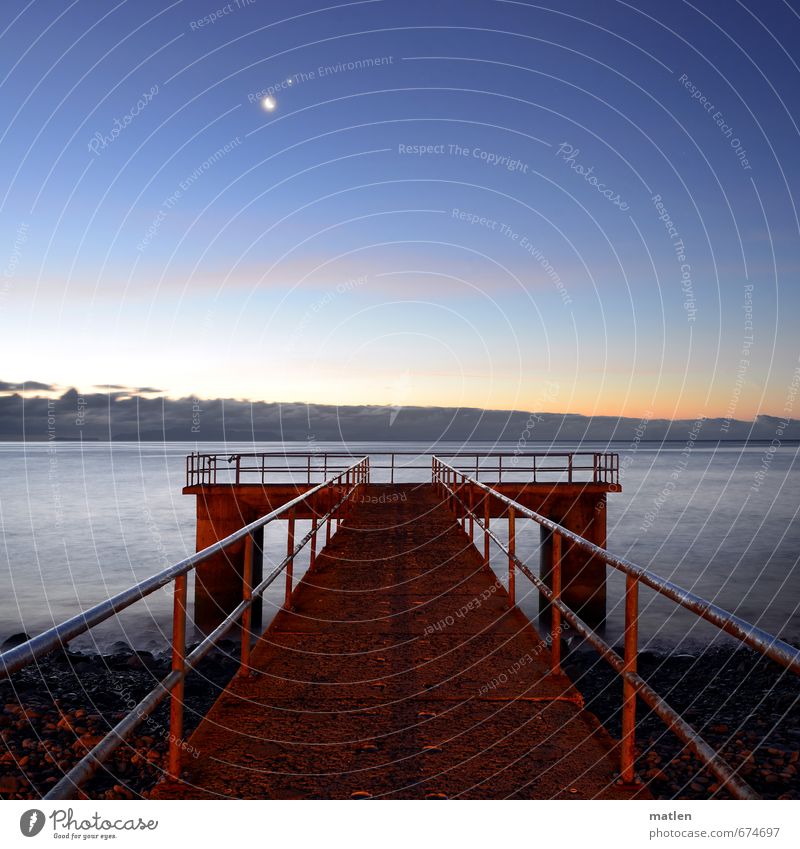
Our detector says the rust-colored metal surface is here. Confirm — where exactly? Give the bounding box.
[152,484,646,800]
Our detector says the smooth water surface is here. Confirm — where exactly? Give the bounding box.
[0,441,798,652]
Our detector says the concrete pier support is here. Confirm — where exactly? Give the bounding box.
[539,493,608,625]
[194,493,250,633]
[189,484,326,632]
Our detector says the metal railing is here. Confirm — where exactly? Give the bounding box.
[0,457,370,800]
[431,457,800,800]
[186,450,620,487]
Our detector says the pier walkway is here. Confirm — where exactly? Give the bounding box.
[152,484,641,799]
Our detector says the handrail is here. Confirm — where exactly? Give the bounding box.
[432,457,800,801]
[0,456,370,799]
[186,450,619,487]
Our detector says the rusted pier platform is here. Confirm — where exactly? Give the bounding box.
[186,450,620,631]
[152,483,643,800]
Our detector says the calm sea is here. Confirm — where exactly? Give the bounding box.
[0,441,798,653]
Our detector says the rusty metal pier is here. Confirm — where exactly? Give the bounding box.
[185,450,619,631]
[152,479,637,800]
[2,450,798,801]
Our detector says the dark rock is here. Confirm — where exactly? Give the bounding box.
[0,775,21,793]
[1,632,31,650]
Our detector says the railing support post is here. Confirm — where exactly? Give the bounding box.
[239,533,253,678]
[550,531,562,674]
[252,524,263,632]
[620,574,639,784]
[508,506,515,604]
[285,509,295,608]
[468,485,474,540]
[310,516,318,570]
[483,495,490,568]
[168,573,187,778]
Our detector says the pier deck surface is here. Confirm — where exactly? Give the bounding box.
[152,484,645,799]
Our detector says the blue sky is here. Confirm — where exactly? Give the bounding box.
[2,0,799,418]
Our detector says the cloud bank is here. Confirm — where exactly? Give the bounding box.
[0,382,796,444]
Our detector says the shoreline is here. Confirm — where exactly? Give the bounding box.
[0,641,239,799]
[1,642,797,800]
[563,645,799,799]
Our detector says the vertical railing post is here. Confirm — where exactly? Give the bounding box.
[446,468,451,510]
[461,475,467,532]
[468,484,474,541]
[239,533,254,677]
[484,495,490,568]
[333,488,339,536]
[507,506,515,604]
[252,525,264,632]
[391,453,395,484]
[620,574,639,784]
[326,483,332,545]
[168,573,187,778]
[310,516,318,570]
[551,531,562,674]
[498,455,503,483]
[235,455,241,485]
[285,508,295,608]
